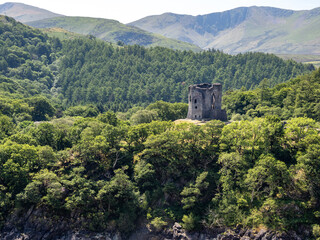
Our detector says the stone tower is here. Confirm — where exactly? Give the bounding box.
[187,83,227,121]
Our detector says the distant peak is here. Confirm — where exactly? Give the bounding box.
[0,2,14,10]
[0,1,63,23]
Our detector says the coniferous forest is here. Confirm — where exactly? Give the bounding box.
[1,15,320,239]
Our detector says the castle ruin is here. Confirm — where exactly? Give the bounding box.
[187,83,227,121]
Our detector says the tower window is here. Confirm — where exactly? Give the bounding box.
[194,99,197,104]
[195,106,197,109]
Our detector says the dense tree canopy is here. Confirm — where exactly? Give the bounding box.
[57,39,313,111]
[224,68,320,121]
[0,109,319,236]
[1,14,320,239]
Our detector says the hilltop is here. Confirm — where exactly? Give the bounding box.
[0,2,62,22]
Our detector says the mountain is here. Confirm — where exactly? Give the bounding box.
[129,6,320,55]
[3,3,319,54]
[0,2,200,51]
[0,2,62,23]
[26,16,201,51]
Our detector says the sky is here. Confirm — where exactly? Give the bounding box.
[0,0,320,23]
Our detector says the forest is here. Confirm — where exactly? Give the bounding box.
[1,15,320,239]
[0,15,314,111]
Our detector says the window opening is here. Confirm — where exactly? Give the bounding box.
[212,94,216,109]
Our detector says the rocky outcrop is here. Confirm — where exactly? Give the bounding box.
[0,208,310,240]
[128,222,308,240]
[163,222,305,240]
[1,229,122,240]
[0,207,121,240]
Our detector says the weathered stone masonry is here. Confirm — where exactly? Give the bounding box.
[187,83,227,121]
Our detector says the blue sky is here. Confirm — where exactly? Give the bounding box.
[0,0,319,23]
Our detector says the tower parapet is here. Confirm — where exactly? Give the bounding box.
[187,83,227,121]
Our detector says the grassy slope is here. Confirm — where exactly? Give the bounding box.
[27,16,201,51]
[41,27,87,40]
[276,54,320,68]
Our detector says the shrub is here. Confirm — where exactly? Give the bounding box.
[150,217,168,231]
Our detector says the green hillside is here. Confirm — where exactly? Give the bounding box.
[0,15,314,114]
[41,27,94,41]
[0,15,61,95]
[130,6,320,55]
[57,38,314,111]
[27,16,201,51]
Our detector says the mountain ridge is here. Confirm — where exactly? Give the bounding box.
[1,2,320,55]
[129,6,320,55]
